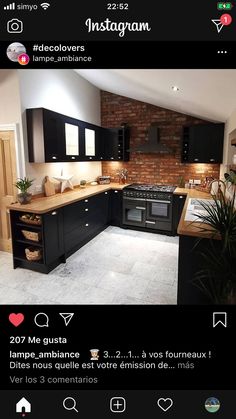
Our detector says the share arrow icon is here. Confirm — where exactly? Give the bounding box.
[59,313,74,326]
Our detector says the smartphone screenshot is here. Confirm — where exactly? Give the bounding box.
[0,0,235,417]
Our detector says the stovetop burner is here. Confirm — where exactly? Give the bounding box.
[125,183,176,193]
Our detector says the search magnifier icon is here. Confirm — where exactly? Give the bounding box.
[34,312,49,328]
[63,397,78,413]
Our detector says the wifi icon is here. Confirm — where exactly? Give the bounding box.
[40,2,50,9]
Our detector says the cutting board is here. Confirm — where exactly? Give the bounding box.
[44,176,56,197]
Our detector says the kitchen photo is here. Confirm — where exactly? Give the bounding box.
[0,69,235,305]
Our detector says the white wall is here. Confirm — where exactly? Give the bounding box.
[17,69,102,193]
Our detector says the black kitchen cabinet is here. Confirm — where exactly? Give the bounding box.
[102,125,130,161]
[27,107,130,163]
[10,209,65,273]
[63,191,110,255]
[173,194,186,234]
[110,189,122,226]
[182,123,224,163]
[27,108,66,163]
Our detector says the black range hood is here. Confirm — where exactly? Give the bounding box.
[128,124,171,154]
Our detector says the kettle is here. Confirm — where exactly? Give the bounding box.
[209,179,226,196]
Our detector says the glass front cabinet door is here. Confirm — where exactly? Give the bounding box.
[65,122,79,161]
[85,128,96,160]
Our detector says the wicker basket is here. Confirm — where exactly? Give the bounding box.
[19,215,42,225]
[21,230,41,242]
[25,247,42,261]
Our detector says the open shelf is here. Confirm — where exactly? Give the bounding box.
[16,222,42,230]
[14,255,44,265]
[16,239,43,247]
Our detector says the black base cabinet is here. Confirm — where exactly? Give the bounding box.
[110,189,122,227]
[173,194,187,235]
[10,209,65,274]
[63,191,110,256]
[10,191,111,273]
[178,235,218,304]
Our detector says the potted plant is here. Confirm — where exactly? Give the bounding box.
[193,189,236,304]
[80,179,87,188]
[14,177,34,204]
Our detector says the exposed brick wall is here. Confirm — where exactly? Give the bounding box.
[101,91,220,185]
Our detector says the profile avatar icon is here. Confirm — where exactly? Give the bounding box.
[90,349,99,360]
[6,42,26,62]
[205,397,220,413]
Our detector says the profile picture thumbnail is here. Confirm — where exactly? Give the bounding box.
[6,42,26,62]
[205,397,220,413]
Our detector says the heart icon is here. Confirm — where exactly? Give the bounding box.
[157,398,173,412]
[9,313,24,327]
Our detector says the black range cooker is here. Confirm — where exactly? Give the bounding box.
[122,183,176,233]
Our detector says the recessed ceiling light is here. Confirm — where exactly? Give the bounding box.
[172,86,180,92]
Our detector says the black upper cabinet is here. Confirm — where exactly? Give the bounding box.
[27,108,65,163]
[102,125,130,161]
[182,123,224,164]
[27,107,130,163]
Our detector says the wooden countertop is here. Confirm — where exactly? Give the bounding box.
[8,183,127,214]
[8,183,218,239]
[176,187,218,239]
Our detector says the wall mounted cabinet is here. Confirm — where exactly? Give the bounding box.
[182,123,224,164]
[27,107,130,163]
[101,125,130,161]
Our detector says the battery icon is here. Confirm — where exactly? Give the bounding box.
[217,2,233,10]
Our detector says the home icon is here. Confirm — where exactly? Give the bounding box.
[16,397,31,416]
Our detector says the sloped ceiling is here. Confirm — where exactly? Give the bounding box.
[75,69,236,122]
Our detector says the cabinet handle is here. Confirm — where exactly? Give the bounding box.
[71,156,75,160]
[85,223,89,227]
[210,158,215,162]
[89,157,92,160]
[118,157,121,159]
[111,157,114,160]
[105,192,108,195]
[179,196,184,199]
[136,206,146,210]
[85,199,88,203]
[85,208,89,212]
[100,157,103,159]
[52,156,57,160]
[114,190,118,193]
[194,158,199,162]
[51,211,57,215]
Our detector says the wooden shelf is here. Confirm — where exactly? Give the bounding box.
[231,138,236,146]
[14,256,44,265]
[16,239,43,247]
[16,222,42,230]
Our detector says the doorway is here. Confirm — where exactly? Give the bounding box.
[0,130,17,252]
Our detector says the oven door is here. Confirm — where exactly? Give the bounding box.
[146,199,172,231]
[123,197,146,227]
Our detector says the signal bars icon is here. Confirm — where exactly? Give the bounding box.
[40,2,50,9]
[4,2,15,10]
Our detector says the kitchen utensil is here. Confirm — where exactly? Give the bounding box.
[44,176,56,196]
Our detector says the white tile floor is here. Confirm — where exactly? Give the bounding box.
[0,226,179,304]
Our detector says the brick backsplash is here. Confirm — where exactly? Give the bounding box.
[101,91,220,185]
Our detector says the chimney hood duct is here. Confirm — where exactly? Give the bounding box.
[128,124,171,154]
